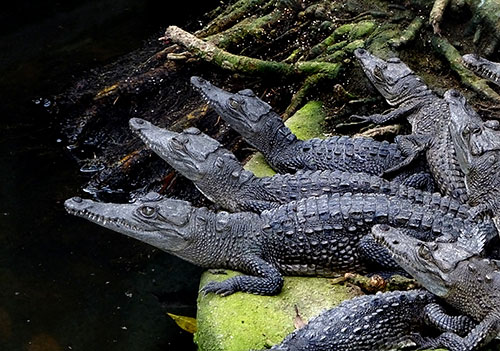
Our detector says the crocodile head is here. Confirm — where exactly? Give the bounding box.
[445,89,500,157]
[462,54,500,87]
[371,223,486,297]
[354,48,430,106]
[445,89,500,215]
[64,192,199,257]
[190,76,273,140]
[129,118,242,183]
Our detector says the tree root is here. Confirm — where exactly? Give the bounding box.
[428,0,500,54]
[308,21,375,60]
[431,36,500,102]
[163,26,341,78]
[195,0,270,38]
[389,16,425,48]
[429,0,451,34]
[206,9,284,49]
[283,73,329,119]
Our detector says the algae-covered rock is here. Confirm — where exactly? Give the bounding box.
[284,100,325,141]
[243,100,326,177]
[194,271,360,351]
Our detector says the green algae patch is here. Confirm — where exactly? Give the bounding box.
[194,270,359,351]
[283,101,325,141]
[350,21,376,40]
[243,100,326,177]
[243,152,276,178]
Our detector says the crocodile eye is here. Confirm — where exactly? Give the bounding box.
[229,98,242,110]
[428,242,438,251]
[464,124,480,136]
[171,136,188,150]
[418,245,433,261]
[139,206,156,218]
[373,65,386,81]
[487,154,497,164]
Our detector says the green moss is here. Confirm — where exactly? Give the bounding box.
[284,101,325,141]
[243,152,276,177]
[349,21,376,40]
[194,271,360,351]
[333,23,355,38]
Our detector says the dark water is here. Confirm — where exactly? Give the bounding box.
[0,1,217,349]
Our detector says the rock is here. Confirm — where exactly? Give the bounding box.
[194,270,360,350]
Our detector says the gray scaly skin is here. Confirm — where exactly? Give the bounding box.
[129,117,468,215]
[462,54,500,87]
[445,89,500,220]
[64,192,497,297]
[372,224,500,351]
[264,290,476,351]
[190,76,430,187]
[352,48,468,203]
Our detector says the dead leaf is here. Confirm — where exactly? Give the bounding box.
[167,313,197,334]
[293,305,306,329]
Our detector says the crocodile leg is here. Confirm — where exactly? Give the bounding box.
[399,171,435,192]
[200,256,283,296]
[349,103,422,124]
[418,312,499,351]
[424,303,476,336]
[382,134,433,176]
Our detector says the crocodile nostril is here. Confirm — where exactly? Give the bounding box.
[379,224,390,231]
[73,197,82,203]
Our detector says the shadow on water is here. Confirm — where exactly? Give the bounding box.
[0,0,218,349]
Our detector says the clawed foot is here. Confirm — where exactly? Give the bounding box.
[208,269,228,275]
[468,204,489,220]
[335,115,373,132]
[409,333,442,350]
[200,280,237,297]
[349,114,373,123]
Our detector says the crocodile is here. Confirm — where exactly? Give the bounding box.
[351,48,468,203]
[264,290,476,351]
[64,192,497,296]
[372,223,500,351]
[189,76,430,187]
[129,117,468,215]
[462,54,500,87]
[445,89,500,219]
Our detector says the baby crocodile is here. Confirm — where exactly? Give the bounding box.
[352,49,468,203]
[264,290,475,351]
[64,191,496,297]
[190,76,430,186]
[129,117,467,214]
[372,224,500,351]
[445,89,500,220]
[462,54,500,87]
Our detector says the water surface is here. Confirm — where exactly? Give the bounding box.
[0,1,216,349]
